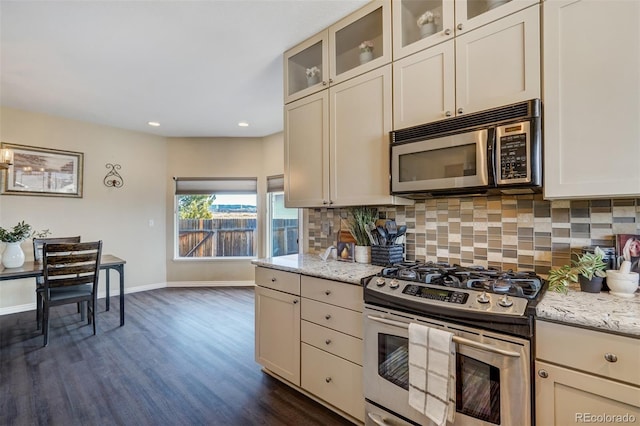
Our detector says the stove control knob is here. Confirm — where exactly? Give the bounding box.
[477,291,490,304]
[389,279,400,289]
[498,294,513,307]
[375,277,386,287]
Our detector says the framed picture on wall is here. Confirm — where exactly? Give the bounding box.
[1,143,84,198]
[616,234,640,274]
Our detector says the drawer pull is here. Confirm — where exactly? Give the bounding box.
[325,377,332,383]
[538,369,548,379]
[604,353,618,363]
[325,290,331,296]
[293,299,299,304]
[325,314,331,320]
[325,339,332,345]
[271,277,276,282]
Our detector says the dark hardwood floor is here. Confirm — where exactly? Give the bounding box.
[0,287,355,426]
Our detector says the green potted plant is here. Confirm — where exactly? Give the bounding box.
[0,221,50,268]
[347,206,377,264]
[547,246,607,294]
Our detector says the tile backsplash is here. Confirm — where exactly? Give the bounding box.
[306,195,640,275]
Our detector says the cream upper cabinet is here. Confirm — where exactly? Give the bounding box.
[543,0,640,199]
[285,65,412,207]
[535,321,640,425]
[284,1,391,104]
[393,4,540,129]
[392,0,537,60]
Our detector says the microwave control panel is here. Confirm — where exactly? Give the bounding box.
[496,122,531,184]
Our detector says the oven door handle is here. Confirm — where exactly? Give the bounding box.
[367,315,521,358]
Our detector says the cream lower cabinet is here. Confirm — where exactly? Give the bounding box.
[393,4,540,129]
[535,320,640,425]
[285,64,411,208]
[254,267,301,386]
[543,0,640,199]
[300,276,364,422]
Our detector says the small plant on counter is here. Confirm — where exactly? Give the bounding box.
[547,246,607,294]
[0,221,50,243]
[347,206,378,246]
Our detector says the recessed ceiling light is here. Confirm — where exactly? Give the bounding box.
[148,121,160,127]
[238,121,249,127]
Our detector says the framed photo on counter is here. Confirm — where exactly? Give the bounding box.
[337,241,355,262]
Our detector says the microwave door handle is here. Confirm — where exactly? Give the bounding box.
[488,127,497,185]
[367,315,521,358]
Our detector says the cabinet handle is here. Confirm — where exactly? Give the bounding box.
[325,290,331,296]
[604,353,618,363]
[457,107,464,114]
[538,369,548,379]
[325,314,331,320]
[457,23,463,31]
[325,377,332,383]
[444,28,452,36]
[293,299,299,304]
[325,339,332,345]
[445,111,452,117]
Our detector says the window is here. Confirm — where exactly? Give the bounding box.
[174,177,257,259]
[267,175,299,257]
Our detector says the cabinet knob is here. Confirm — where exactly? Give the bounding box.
[457,107,464,114]
[457,23,463,31]
[325,339,332,345]
[293,299,299,304]
[445,111,452,117]
[444,28,452,36]
[604,353,618,363]
[322,200,328,205]
[329,78,333,84]
[538,369,548,379]
[271,277,276,282]
[325,290,331,296]
[325,377,332,383]
[325,314,332,320]
[322,80,328,86]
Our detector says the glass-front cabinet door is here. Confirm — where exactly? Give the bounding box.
[455,0,538,35]
[284,31,329,104]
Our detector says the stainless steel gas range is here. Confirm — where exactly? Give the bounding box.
[362,262,547,426]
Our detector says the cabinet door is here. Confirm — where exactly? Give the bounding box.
[543,0,640,199]
[284,90,330,208]
[455,4,540,115]
[535,361,640,426]
[329,65,394,206]
[255,286,301,385]
[284,30,329,104]
[455,0,538,35]
[393,40,455,129]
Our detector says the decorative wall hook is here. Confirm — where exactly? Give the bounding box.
[104,163,124,188]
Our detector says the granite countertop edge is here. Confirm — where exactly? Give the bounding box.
[252,254,640,337]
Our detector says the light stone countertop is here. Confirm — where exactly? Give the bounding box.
[251,253,382,285]
[536,287,640,337]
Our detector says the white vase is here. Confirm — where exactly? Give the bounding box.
[307,74,320,87]
[419,22,437,38]
[2,241,26,268]
[359,50,374,65]
[354,245,371,264]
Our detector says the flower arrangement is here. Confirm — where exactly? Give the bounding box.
[359,40,374,53]
[305,66,320,78]
[417,10,435,27]
[0,221,50,243]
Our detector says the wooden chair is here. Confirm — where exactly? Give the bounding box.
[33,236,81,329]
[41,241,102,347]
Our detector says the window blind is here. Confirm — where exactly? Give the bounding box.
[174,177,257,195]
[266,174,284,193]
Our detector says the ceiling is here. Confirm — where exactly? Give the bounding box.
[0,0,368,138]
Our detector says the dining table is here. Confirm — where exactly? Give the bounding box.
[0,254,127,326]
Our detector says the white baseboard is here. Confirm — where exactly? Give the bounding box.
[0,303,37,316]
[167,280,255,288]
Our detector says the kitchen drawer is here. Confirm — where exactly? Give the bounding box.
[301,298,363,339]
[536,320,640,385]
[255,267,300,295]
[301,320,362,365]
[301,343,364,422]
[301,275,363,312]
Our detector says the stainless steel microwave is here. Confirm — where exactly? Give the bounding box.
[390,99,542,198]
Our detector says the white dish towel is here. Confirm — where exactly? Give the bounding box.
[408,322,456,426]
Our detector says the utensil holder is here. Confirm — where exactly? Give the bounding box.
[371,245,404,266]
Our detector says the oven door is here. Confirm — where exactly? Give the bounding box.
[391,128,491,195]
[363,307,531,426]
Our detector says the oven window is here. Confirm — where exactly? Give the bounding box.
[378,334,409,390]
[456,354,501,425]
[399,143,477,182]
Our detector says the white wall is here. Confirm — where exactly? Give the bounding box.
[0,107,168,312]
